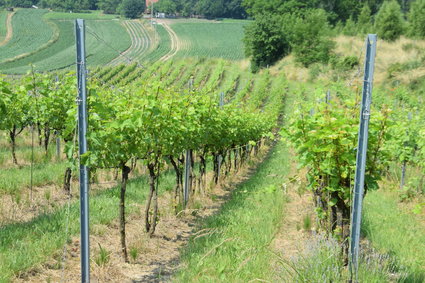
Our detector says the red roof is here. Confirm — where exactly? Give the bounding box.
[146,0,159,6]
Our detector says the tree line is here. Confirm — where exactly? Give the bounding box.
[0,0,246,19]
[244,0,425,72]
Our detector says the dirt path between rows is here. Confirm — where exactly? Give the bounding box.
[14,150,269,283]
[159,22,180,62]
[0,11,15,47]
[270,154,315,281]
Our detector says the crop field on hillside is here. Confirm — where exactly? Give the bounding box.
[109,20,153,65]
[0,9,249,73]
[0,19,131,74]
[171,21,246,60]
[1,4,425,283]
[0,10,8,41]
[43,10,118,20]
[0,9,53,63]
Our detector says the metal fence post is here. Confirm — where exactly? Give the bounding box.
[56,133,61,160]
[217,92,225,178]
[326,90,331,104]
[400,112,413,189]
[349,34,377,282]
[75,19,90,283]
[183,78,195,207]
[183,149,191,206]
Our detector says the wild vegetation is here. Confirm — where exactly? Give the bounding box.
[0,1,424,282]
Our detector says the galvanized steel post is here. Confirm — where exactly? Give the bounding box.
[75,19,90,283]
[217,92,225,178]
[183,149,191,206]
[349,34,377,282]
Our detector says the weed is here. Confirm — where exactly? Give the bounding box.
[44,190,51,204]
[130,246,138,262]
[95,244,110,267]
[303,214,311,231]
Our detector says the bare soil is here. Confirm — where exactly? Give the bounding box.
[0,11,14,47]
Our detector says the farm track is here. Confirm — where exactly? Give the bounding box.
[0,12,15,47]
[159,22,180,62]
[109,20,151,66]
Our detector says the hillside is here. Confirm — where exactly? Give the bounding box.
[0,9,247,74]
[0,6,424,283]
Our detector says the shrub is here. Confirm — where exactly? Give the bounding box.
[119,0,145,19]
[291,9,335,67]
[408,0,425,38]
[342,16,357,36]
[330,55,359,71]
[244,13,292,72]
[375,0,404,41]
[357,3,373,34]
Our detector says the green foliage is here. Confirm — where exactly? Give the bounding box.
[119,0,144,19]
[375,0,404,42]
[129,246,138,261]
[154,0,177,15]
[330,55,359,71]
[342,16,357,36]
[303,213,311,231]
[0,57,284,281]
[84,82,272,170]
[244,13,291,72]
[408,0,425,38]
[243,0,363,23]
[357,3,373,34]
[38,0,92,11]
[154,0,247,19]
[98,0,121,14]
[386,109,422,166]
[283,85,391,234]
[291,9,335,67]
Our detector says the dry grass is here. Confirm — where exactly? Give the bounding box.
[334,35,425,84]
[271,35,425,86]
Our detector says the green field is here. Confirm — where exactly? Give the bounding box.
[171,21,247,60]
[0,19,131,74]
[0,10,8,41]
[0,9,53,63]
[0,9,249,73]
[43,10,119,20]
[141,23,171,62]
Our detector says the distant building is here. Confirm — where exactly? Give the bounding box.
[146,0,159,7]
